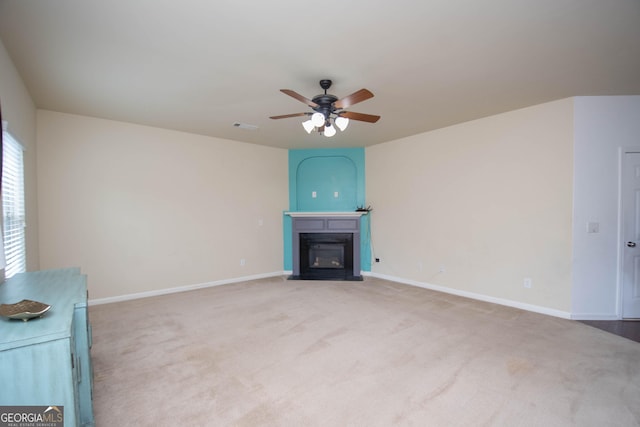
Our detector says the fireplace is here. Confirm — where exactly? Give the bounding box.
[287,212,364,281]
[299,233,353,280]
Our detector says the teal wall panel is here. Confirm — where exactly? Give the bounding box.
[284,148,371,271]
[296,156,357,211]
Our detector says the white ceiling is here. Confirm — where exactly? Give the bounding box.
[1,0,639,150]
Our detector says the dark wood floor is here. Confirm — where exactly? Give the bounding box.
[579,320,640,344]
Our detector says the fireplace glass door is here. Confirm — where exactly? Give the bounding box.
[299,233,353,280]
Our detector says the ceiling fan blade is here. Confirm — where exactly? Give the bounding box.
[280,89,319,108]
[270,113,309,119]
[340,111,381,123]
[334,89,374,109]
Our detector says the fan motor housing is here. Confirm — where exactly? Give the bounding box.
[312,94,338,107]
[312,79,338,116]
[311,98,338,118]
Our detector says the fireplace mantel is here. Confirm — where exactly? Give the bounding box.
[285,211,367,218]
[288,212,363,280]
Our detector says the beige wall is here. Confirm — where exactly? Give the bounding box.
[366,99,574,312]
[0,39,39,272]
[37,111,288,299]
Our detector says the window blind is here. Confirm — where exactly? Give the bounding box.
[2,130,26,278]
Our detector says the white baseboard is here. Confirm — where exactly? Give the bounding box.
[90,270,606,321]
[366,272,572,319]
[570,313,620,321]
[89,271,287,306]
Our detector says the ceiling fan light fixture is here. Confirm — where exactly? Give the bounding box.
[335,116,349,131]
[324,124,336,137]
[302,119,315,134]
[311,112,325,127]
[271,80,379,139]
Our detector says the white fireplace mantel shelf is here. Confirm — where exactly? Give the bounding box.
[285,211,367,217]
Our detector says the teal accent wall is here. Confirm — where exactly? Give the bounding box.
[283,147,371,272]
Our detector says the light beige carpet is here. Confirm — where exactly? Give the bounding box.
[89,276,640,426]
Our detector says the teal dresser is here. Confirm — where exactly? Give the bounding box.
[0,268,94,426]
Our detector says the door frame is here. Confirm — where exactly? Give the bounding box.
[617,147,640,319]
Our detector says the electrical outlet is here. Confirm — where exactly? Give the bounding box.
[524,277,532,288]
[439,265,446,273]
[240,258,246,266]
[375,258,380,263]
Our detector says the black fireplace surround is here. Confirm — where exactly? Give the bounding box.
[289,213,363,281]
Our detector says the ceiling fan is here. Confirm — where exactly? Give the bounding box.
[270,79,380,137]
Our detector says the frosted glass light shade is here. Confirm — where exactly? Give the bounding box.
[311,112,325,127]
[335,116,349,131]
[324,124,336,137]
[302,119,315,134]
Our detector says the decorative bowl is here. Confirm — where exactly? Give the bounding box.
[0,299,51,321]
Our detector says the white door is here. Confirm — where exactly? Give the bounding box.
[621,151,640,318]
